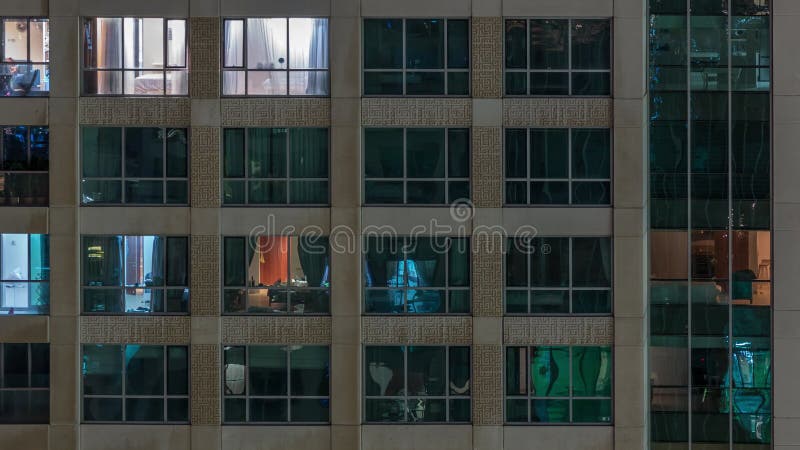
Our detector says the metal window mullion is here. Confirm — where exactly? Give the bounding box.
[445,346,450,422]
[526,128,531,205]
[685,0,693,446]
[163,20,168,95]
[286,346,292,421]
[286,128,292,204]
[568,238,574,313]
[444,237,450,313]
[286,237,292,312]
[163,346,169,421]
[443,20,448,95]
[526,20,531,95]
[27,18,31,65]
[402,19,407,95]
[121,345,126,421]
[726,7,733,450]
[567,128,573,205]
[526,232,532,313]
[163,128,168,206]
[568,346,573,422]
[568,20,573,95]
[403,129,408,205]
[121,128,126,203]
[244,20,249,95]
[444,129,450,204]
[244,129,249,204]
[403,346,408,421]
[245,346,250,422]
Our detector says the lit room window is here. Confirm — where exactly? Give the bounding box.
[1,126,48,206]
[365,346,470,422]
[222,128,329,205]
[81,235,189,314]
[505,237,612,314]
[505,19,611,96]
[80,127,188,205]
[505,128,611,205]
[223,236,330,314]
[222,18,329,96]
[0,343,49,423]
[0,234,49,315]
[364,237,470,314]
[505,346,612,423]
[82,345,188,422]
[364,128,470,205]
[223,345,330,423]
[82,18,187,95]
[363,19,469,96]
[0,18,49,96]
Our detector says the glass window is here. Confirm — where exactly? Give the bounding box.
[505,128,611,205]
[223,128,329,205]
[0,234,49,315]
[81,127,188,205]
[504,19,611,96]
[365,346,470,422]
[0,126,49,206]
[0,18,49,96]
[223,236,330,314]
[81,235,189,314]
[364,237,470,314]
[505,237,611,315]
[505,345,611,423]
[82,344,188,422]
[223,345,329,423]
[223,18,329,96]
[0,343,49,423]
[364,128,470,205]
[82,18,187,95]
[363,19,469,96]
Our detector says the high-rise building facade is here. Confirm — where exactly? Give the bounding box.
[0,0,790,449]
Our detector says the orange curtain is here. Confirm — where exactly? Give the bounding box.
[256,236,288,286]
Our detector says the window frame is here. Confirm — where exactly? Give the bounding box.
[0,234,49,315]
[221,17,330,97]
[221,127,331,206]
[80,17,188,97]
[363,236,471,315]
[81,344,190,424]
[503,17,613,97]
[80,234,191,315]
[0,126,49,206]
[0,17,50,96]
[503,236,613,315]
[504,345,613,424]
[80,126,190,206]
[362,18,471,97]
[0,343,49,424]
[221,235,332,315]
[221,344,331,424]
[503,127,613,206]
[363,345,471,423]
[362,127,471,206]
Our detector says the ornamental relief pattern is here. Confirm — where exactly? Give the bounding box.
[191,344,220,425]
[503,317,614,345]
[473,344,503,425]
[472,127,502,208]
[222,316,332,344]
[221,98,331,127]
[190,235,220,316]
[503,98,613,128]
[361,316,472,344]
[79,98,191,126]
[80,316,191,344]
[190,17,220,99]
[190,127,221,208]
[472,235,503,317]
[361,99,472,127]
[472,17,503,99]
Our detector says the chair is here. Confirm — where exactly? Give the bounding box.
[11,69,39,96]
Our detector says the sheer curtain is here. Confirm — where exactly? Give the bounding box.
[99,18,122,94]
[303,19,329,95]
[248,18,285,94]
[224,20,244,94]
[167,20,186,94]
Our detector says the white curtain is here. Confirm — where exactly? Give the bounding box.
[223,20,244,94]
[167,20,186,94]
[98,18,122,94]
[305,19,329,95]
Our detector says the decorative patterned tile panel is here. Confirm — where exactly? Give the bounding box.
[190,128,221,208]
[503,317,614,345]
[361,99,472,127]
[190,235,220,316]
[220,98,331,126]
[472,17,503,99]
[503,98,613,128]
[79,98,191,126]
[473,344,502,425]
[191,344,220,425]
[222,316,332,344]
[472,234,503,317]
[472,127,502,207]
[80,316,191,344]
[361,316,472,344]
[190,18,220,99]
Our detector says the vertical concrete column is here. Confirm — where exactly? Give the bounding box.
[48,0,80,448]
[470,3,503,448]
[612,0,648,448]
[189,8,222,450]
[772,1,800,446]
[330,0,362,449]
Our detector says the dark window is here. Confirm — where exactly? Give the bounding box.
[0,343,49,423]
[0,126,48,206]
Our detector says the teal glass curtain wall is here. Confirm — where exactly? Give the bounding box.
[649,0,771,448]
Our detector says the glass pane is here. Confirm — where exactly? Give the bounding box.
[406,19,444,69]
[365,346,404,396]
[449,346,470,395]
[249,128,287,178]
[126,398,163,421]
[125,345,164,395]
[531,129,568,178]
[81,179,122,204]
[223,346,246,395]
[2,344,27,388]
[125,180,163,204]
[1,234,28,281]
[90,18,123,68]
[248,19,287,70]
[506,398,528,422]
[407,129,445,178]
[222,70,245,95]
[83,398,121,421]
[30,344,49,387]
[166,237,188,286]
[572,238,612,287]
[3,20,28,61]
[505,20,528,69]
[82,127,122,177]
[291,398,329,422]
[289,70,329,95]
[365,181,403,204]
[572,346,612,396]
[531,72,569,95]
[364,128,403,178]
[121,18,163,69]
[572,290,612,314]
[533,399,570,423]
[223,180,245,204]
[363,72,402,95]
[167,398,188,422]
[531,290,569,314]
[223,237,246,286]
[407,346,445,396]
[82,236,123,286]
[165,180,187,204]
[366,398,405,422]
[290,180,328,204]
[249,180,286,204]
[166,20,186,67]
[531,237,569,287]
[364,19,403,69]
[447,20,469,69]
[249,346,287,395]
[289,19,328,69]
[166,128,187,177]
[572,20,611,70]
[448,129,469,179]
[290,128,328,178]
[224,20,244,67]
[506,347,527,395]
[572,72,611,95]
[573,399,612,423]
[530,346,570,397]
[531,19,568,69]
[406,72,444,95]
[572,181,611,204]
[572,129,611,178]
[447,71,469,95]
[290,346,329,396]
[125,128,163,178]
[167,346,188,395]
[82,345,122,395]
[247,70,287,95]
[505,71,527,95]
